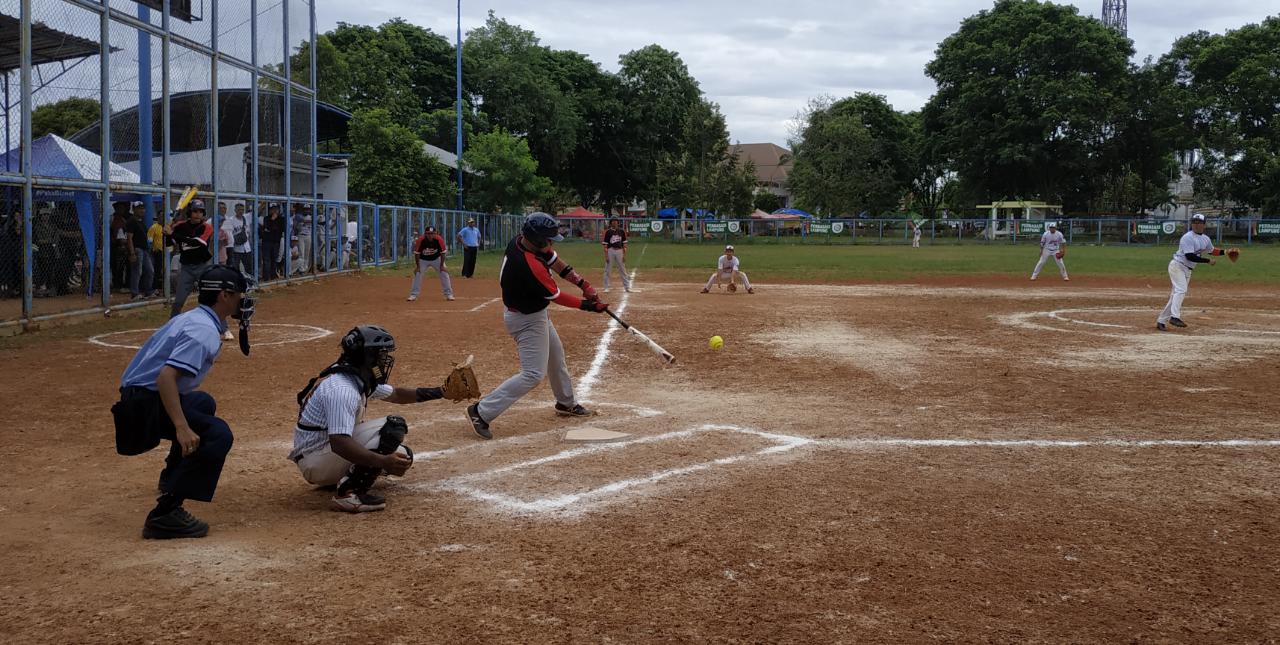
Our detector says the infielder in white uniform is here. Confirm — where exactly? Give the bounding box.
[911,220,922,248]
[700,245,754,294]
[1157,214,1224,331]
[1030,222,1069,281]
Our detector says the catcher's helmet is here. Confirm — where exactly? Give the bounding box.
[522,212,564,246]
[340,325,397,385]
[197,264,249,296]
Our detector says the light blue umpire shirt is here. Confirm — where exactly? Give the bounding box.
[458,225,481,248]
[120,305,226,393]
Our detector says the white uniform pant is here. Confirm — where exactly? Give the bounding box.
[912,230,921,248]
[410,257,454,298]
[1158,260,1193,324]
[296,235,311,273]
[476,309,575,423]
[705,269,751,290]
[294,417,410,486]
[1032,249,1067,279]
[604,248,630,290]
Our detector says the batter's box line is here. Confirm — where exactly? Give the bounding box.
[421,424,813,514]
[818,437,1280,449]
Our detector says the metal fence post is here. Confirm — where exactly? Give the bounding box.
[1096,219,1102,245]
[100,3,112,308]
[19,0,32,321]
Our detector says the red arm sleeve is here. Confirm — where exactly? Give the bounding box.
[437,234,448,255]
[412,235,424,254]
[552,291,584,309]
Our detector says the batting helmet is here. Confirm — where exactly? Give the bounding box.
[340,325,397,387]
[522,212,564,246]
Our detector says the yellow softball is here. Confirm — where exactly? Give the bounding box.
[709,335,724,350]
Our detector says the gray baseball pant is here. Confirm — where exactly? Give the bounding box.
[409,257,453,298]
[476,309,575,422]
[170,260,210,318]
[603,248,630,290]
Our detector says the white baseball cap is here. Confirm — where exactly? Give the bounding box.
[724,245,735,251]
[1047,221,1057,228]
[1191,213,1206,222]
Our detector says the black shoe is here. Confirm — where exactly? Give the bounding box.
[1156,322,1168,331]
[467,403,491,440]
[143,507,209,539]
[1169,317,1187,328]
[554,402,595,417]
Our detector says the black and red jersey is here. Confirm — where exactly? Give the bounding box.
[500,235,563,314]
[602,228,627,250]
[169,219,214,265]
[414,233,447,261]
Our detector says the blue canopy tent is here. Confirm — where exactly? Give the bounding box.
[656,207,717,219]
[772,208,814,219]
[2,134,142,295]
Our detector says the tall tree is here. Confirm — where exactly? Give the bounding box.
[617,45,702,210]
[462,129,553,214]
[347,108,454,207]
[923,0,1133,211]
[32,97,101,139]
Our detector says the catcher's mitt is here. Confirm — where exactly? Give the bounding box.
[1054,251,1064,260]
[442,355,480,402]
[1227,247,1240,263]
[727,283,737,293]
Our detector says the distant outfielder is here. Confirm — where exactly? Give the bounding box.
[1157,214,1239,331]
[911,220,922,248]
[601,217,631,293]
[700,245,754,294]
[1030,222,1069,281]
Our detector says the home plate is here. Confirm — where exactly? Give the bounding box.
[563,427,631,443]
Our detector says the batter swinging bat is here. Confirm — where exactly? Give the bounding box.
[606,309,675,365]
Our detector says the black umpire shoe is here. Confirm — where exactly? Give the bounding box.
[467,402,492,440]
[1169,317,1188,328]
[554,403,595,417]
[143,507,210,540]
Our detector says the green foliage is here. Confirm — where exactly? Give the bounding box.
[656,100,755,216]
[347,108,454,207]
[753,192,785,214]
[462,129,553,214]
[618,45,703,208]
[923,0,1133,210]
[32,97,101,139]
[1162,17,1280,212]
[789,94,915,216]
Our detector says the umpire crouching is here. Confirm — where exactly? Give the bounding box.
[111,265,252,539]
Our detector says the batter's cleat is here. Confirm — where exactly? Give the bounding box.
[554,403,595,417]
[445,295,455,301]
[1156,322,1168,331]
[700,288,710,294]
[1029,276,1038,281]
[466,403,491,440]
[1063,277,1070,281]
[331,490,387,513]
[143,507,209,539]
[406,295,417,302]
[1169,318,1187,328]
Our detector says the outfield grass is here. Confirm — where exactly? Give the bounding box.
[539,241,1280,285]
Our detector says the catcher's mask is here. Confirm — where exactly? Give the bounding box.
[521,212,564,247]
[340,325,397,387]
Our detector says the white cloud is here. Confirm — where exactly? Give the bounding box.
[315,0,1276,145]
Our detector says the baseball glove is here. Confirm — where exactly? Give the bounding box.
[1227,247,1240,263]
[727,282,737,293]
[442,355,480,402]
[1055,250,1064,260]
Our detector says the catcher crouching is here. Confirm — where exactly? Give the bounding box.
[289,325,480,512]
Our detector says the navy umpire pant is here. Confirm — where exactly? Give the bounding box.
[462,245,478,278]
[118,387,234,502]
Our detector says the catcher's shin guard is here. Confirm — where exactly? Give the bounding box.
[338,416,411,494]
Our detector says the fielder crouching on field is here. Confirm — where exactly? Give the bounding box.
[289,325,478,513]
[111,265,253,539]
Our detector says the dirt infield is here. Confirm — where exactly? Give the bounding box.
[2,268,1279,643]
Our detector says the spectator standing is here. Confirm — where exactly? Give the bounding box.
[259,203,285,279]
[125,201,154,300]
[147,213,165,293]
[456,217,482,278]
[294,204,313,274]
[110,202,129,292]
[224,202,252,276]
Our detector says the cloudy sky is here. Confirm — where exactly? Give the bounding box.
[315,0,1275,147]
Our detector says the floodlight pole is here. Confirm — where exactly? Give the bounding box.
[455,0,463,211]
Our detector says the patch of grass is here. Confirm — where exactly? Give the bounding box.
[546,241,1280,285]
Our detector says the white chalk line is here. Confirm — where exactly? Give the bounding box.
[468,297,499,312]
[577,268,639,400]
[1000,307,1280,337]
[421,422,1280,515]
[88,323,333,350]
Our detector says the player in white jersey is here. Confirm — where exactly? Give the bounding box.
[911,220,922,248]
[700,245,754,294]
[1030,222,1069,281]
[1157,214,1225,331]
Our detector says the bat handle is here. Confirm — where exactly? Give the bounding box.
[605,308,630,330]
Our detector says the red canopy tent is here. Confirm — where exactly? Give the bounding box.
[560,206,605,219]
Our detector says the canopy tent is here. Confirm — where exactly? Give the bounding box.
[657,207,717,219]
[559,206,605,219]
[772,208,814,219]
[2,134,142,296]
[751,208,803,220]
